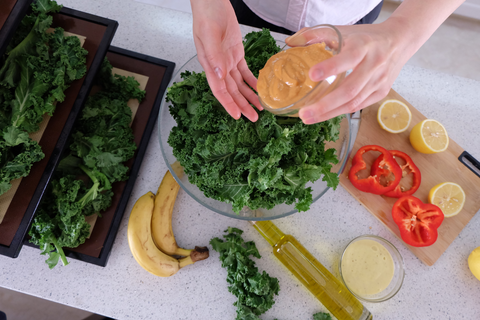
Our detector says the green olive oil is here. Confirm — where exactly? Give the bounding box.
[252,220,372,320]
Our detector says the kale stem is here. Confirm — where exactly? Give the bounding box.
[79,163,98,184]
[51,236,69,267]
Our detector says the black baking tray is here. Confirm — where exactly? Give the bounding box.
[0,6,118,258]
[0,0,32,58]
[24,46,175,267]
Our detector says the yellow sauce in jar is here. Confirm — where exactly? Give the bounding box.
[257,43,333,109]
[341,239,395,296]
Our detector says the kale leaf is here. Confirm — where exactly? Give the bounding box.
[313,312,333,320]
[211,227,280,320]
[0,0,87,196]
[0,128,44,194]
[243,28,281,78]
[167,29,342,214]
[28,58,145,268]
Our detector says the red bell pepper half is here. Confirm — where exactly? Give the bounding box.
[392,196,444,247]
[371,150,421,198]
[348,145,402,195]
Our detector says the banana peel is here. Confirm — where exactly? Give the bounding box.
[152,170,193,257]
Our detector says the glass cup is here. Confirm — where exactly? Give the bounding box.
[259,24,345,117]
[339,235,405,303]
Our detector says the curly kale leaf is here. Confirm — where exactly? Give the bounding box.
[243,28,281,77]
[0,0,87,196]
[29,211,69,269]
[65,58,144,183]
[66,59,143,184]
[29,166,114,267]
[28,176,92,269]
[0,11,50,88]
[29,58,145,268]
[313,312,333,320]
[0,127,44,194]
[6,27,88,133]
[32,0,63,14]
[210,228,280,320]
[93,58,146,103]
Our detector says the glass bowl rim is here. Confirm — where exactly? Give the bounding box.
[259,24,344,113]
[158,52,352,221]
[338,234,406,303]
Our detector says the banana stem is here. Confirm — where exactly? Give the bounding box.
[178,246,209,268]
[175,248,194,257]
[190,246,209,262]
[179,256,194,269]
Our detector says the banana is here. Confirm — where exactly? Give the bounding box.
[127,191,208,277]
[151,170,192,257]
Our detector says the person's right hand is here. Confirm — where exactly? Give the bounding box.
[190,0,262,122]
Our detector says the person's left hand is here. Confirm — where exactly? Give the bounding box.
[286,22,413,124]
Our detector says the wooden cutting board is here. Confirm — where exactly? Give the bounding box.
[340,89,480,266]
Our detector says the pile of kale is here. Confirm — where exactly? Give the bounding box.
[167,29,342,213]
[210,227,334,320]
[28,59,145,268]
[211,227,280,320]
[0,0,87,195]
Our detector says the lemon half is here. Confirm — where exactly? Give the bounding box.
[468,246,480,281]
[410,119,449,153]
[428,182,465,217]
[377,99,412,133]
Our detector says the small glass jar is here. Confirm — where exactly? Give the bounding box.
[339,235,405,303]
[259,24,345,117]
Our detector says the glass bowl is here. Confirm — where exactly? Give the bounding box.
[158,53,352,221]
[259,24,345,117]
[339,235,405,303]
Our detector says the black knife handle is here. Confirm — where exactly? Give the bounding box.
[458,151,480,178]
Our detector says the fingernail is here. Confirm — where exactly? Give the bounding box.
[311,69,323,81]
[285,34,305,46]
[300,108,313,119]
[214,67,223,80]
[299,109,314,124]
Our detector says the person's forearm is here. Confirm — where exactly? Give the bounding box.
[190,0,232,15]
[383,0,465,56]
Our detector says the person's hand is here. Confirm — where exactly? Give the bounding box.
[286,22,413,124]
[190,0,262,122]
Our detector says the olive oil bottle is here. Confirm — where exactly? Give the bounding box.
[252,220,372,320]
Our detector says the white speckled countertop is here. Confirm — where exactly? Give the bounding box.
[1,1,480,319]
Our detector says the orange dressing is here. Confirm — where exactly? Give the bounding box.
[257,43,333,109]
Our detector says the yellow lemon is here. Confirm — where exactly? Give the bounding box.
[409,119,449,153]
[428,182,465,217]
[468,246,480,281]
[377,99,412,133]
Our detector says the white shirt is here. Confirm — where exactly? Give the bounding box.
[242,0,382,31]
